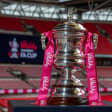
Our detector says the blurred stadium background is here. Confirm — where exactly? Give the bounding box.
[0,0,112,111]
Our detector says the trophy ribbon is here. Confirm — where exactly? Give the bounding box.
[85,32,104,106]
[34,31,55,106]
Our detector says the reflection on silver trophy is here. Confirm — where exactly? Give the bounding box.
[41,8,98,105]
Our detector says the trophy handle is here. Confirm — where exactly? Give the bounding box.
[41,33,46,50]
[93,33,98,50]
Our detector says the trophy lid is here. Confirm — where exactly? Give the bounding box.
[54,22,86,31]
[54,7,86,32]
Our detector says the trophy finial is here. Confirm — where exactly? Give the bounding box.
[67,7,74,23]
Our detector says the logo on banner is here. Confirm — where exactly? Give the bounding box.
[8,38,19,59]
[90,77,97,93]
[45,52,52,67]
[20,40,37,59]
[41,76,49,91]
[87,52,97,93]
[88,53,94,68]
[8,38,38,59]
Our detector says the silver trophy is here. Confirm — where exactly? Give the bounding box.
[41,8,98,105]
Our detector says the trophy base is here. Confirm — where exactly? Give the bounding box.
[47,97,88,105]
[8,100,112,112]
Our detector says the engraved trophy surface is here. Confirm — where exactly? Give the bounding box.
[47,8,97,105]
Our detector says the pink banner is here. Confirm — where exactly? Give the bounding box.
[85,32,104,106]
[35,31,55,106]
